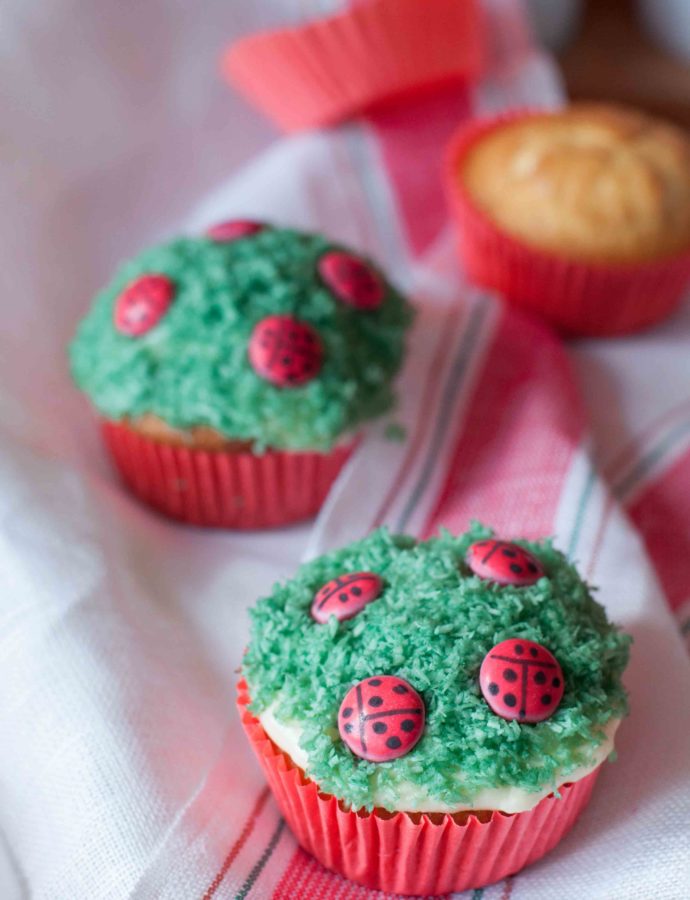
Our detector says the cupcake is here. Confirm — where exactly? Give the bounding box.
[445,103,690,335]
[238,524,631,895]
[69,223,412,528]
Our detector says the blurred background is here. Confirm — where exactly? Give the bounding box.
[531,0,690,124]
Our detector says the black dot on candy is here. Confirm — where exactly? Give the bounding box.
[386,736,402,750]
[503,668,517,683]
[488,682,500,696]
[510,563,523,575]
[392,685,408,695]
[529,647,538,658]
[342,707,353,718]
[351,587,362,597]
[282,357,292,366]
[502,548,517,557]
[504,693,517,707]
[344,724,353,734]
[368,679,382,687]
[534,671,547,685]
[541,694,552,706]
[401,719,415,733]
[514,644,524,655]
[339,593,349,602]
[373,722,387,734]
[528,562,538,574]
[369,696,383,707]
[519,708,526,718]
[552,677,561,688]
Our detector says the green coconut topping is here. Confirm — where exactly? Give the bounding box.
[243,524,631,812]
[69,227,413,451]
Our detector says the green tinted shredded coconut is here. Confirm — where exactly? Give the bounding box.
[243,524,631,812]
[383,422,407,442]
[69,227,413,451]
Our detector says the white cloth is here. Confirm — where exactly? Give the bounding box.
[1,2,689,899]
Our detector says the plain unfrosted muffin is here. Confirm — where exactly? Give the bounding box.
[461,103,690,264]
[238,524,631,893]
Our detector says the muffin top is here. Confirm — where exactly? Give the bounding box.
[69,224,413,451]
[243,524,631,813]
[461,103,690,263]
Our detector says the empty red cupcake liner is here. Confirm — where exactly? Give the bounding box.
[101,421,354,530]
[223,0,484,132]
[237,680,601,895]
[444,112,690,336]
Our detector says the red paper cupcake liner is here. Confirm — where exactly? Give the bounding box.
[101,421,354,530]
[237,680,601,895]
[223,0,484,132]
[445,112,690,336]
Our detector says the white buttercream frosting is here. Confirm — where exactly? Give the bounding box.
[259,703,620,814]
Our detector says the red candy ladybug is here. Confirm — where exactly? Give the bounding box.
[318,251,384,310]
[114,274,175,337]
[311,572,383,624]
[338,675,425,762]
[248,315,323,387]
[466,539,544,586]
[205,219,264,242]
[480,638,564,723]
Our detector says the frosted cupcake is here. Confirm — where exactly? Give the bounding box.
[239,524,631,894]
[69,222,412,528]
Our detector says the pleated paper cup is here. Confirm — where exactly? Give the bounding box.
[445,113,690,337]
[237,680,601,895]
[101,421,354,530]
[223,0,484,132]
